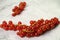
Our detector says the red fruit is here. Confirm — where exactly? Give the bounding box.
[31,25,40,32]
[19,2,26,7]
[8,24,15,30]
[13,26,16,31]
[8,21,13,24]
[2,21,7,24]
[0,24,3,28]
[12,8,16,12]
[26,33,34,37]
[30,20,36,25]
[19,5,25,10]
[17,32,20,35]
[12,6,18,11]
[2,24,8,28]
[8,27,13,30]
[45,24,50,30]
[15,10,22,15]
[19,2,26,10]
[1,21,8,28]
[41,25,47,32]
[16,26,20,30]
[37,19,44,24]
[50,24,55,29]
[12,13,16,16]
[18,21,22,24]
[22,25,27,29]
[19,2,23,6]
[22,2,26,6]
[18,31,26,37]
[53,17,59,25]
[3,27,9,31]
[16,26,23,31]
[9,26,15,30]
[9,24,14,27]
[14,6,18,9]
[26,33,31,37]
[37,28,43,35]
[45,20,51,24]
[35,33,39,36]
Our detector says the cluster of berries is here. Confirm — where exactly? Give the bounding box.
[0,17,60,38]
[12,2,26,16]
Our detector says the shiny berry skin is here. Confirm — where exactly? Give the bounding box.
[12,6,18,12]
[45,24,50,30]
[22,2,26,6]
[17,32,20,35]
[12,13,16,16]
[2,21,7,24]
[9,27,13,30]
[19,5,25,10]
[15,10,21,15]
[37,19,44,24]
[12,2,26,17]
[8,21,13,24]
[3,27,9,31]
[16,25,23,31]
[26,33,31,37]
[53,17,59,25]
[30,20,36,25]
[17,31,26,37]
[16,26,20,30]
[34,33,39,36]
[50,24,55,29]
[19,2,26,7]
[37,28,43,35]
[0,17,60,38]
[19,2,26,11]
[45,20,51,24]
[41,25,47,32]
[18,21,22,24]
[22,25,27,29]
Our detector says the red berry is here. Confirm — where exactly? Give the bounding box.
[3,27,9,31]
[2,21,7,24]
[19,5,25,10]
[19,2,26,7]
[45,24,50,30]
[18,21,22,24]
[37,19,44,24]
[18,31,26,37]
[37,28,43,35]
[30,20,36,25]
[8,21,13,24]
[50,24,55,29]
[41,25,47,32]
[35,33,39,36]
[22,2,26,6]
[26,33,31,37]
[17,32,20,35]
[12,6,18,12]
[9,27,13,30]
[12,13,16,16]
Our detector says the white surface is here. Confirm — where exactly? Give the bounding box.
[0,0,60,40]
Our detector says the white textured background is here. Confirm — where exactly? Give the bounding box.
[0,0,60,40]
